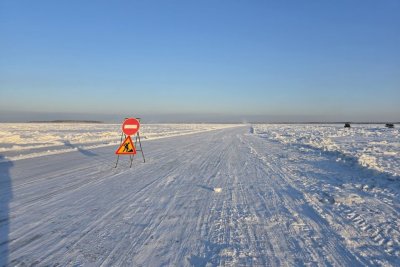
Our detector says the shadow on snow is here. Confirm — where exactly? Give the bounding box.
[62,141,98,157]
[0,155,13,266]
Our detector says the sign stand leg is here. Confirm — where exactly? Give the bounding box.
[114,155,119,168]
[114,131,125,168]
[135,132,145,163]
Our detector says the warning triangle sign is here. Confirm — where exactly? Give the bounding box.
[115,136,137,155]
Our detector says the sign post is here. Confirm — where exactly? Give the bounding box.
[114,117,145,168]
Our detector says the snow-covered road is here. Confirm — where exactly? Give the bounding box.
[1,126,399,266]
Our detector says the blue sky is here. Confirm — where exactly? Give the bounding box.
[1,0,399,122]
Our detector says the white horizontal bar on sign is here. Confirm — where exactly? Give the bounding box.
[124,125,138,129]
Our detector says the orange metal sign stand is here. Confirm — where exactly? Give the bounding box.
[114,118,145,168]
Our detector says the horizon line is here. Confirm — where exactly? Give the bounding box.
[0,120,398,125]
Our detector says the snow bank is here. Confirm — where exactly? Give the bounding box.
[0,123,239,162]
[253,124,399,177]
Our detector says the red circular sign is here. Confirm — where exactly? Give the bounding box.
[122,118,140,136]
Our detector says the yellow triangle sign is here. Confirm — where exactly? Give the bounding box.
[115,136,137,155]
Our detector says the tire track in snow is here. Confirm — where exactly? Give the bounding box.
[43,128,235,266]
[111,130,237,266]
[8,133,208,265]
[244,133,369,266]
[47,154,193,265]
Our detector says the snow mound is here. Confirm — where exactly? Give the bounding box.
[253,124,399,178]
[0,123,241,162]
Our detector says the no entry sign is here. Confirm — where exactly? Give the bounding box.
[122,118,140,136]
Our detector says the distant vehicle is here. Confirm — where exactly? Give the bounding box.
[385,123,394,128]
[344,123,351,128]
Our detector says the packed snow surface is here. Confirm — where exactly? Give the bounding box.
[1,124,399,266]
